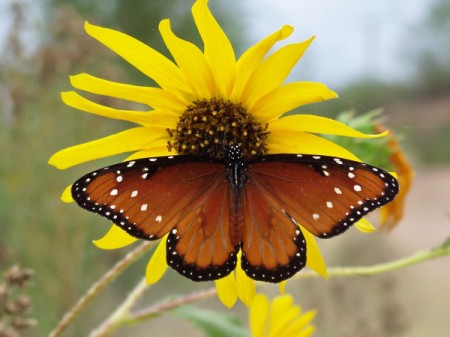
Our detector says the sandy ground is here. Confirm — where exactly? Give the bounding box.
[383,166,450,337]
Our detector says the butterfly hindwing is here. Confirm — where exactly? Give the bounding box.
[248,154,399,239]
[166,178,239,281]
[240,182,307,282]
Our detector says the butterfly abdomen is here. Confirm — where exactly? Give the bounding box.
[230,187,245,246]
[226,146,248,246]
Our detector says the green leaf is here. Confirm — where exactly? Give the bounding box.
[323,109,393,169]
[170,305,250,337]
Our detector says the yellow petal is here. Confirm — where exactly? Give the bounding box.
[49,126,167,169]
[124,143,172,161]
[252,82,337,121]
[302,226,328,279]
[268,295,294,337]
[298,326,316,337]
[389,171,398,179]
[159,19,215,99]
[70,73,188,114]
[236,257,256,307]
[232,25,294,102]
[241,37,314,110]
[271,306,302,337]
[280,310,317,337]
[93,225,138,249]
[61,185,74,203]
[249,294,270,337]
[61,91,178,127]
[355,218,376,233]
[267,130,361,161]
[146,235,169,284]
[270,114,389,138]
[279,280,287,294]
[215,273,238,308]
[192,0,236,98]
[84,22,191,99]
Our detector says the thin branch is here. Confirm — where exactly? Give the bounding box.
[52,236,450,337]
[88,278,149,337]
[114,237,450,329]
[49,241,154,337]
[293,237,450,280]
[131,287,217,322]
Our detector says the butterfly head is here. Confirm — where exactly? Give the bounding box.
[226,145,248,188]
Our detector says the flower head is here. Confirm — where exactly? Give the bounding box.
[49,0,386,307]
[250,294,316,337]
[375,125,413,230]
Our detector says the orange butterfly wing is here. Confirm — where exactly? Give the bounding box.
[247,154,399,239]
[241,180,307,282]
[238,154,398,282]
[72,157,238,281]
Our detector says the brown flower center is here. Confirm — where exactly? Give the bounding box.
[167,98,268,161]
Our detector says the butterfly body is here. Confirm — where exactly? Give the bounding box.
[226,146,247,246]
[72,146,399,282]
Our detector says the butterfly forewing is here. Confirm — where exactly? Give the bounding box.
[248,154,399,238]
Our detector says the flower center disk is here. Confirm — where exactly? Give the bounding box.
[168,98,268,160]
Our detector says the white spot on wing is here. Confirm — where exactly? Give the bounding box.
[354,184,362,192]
[110,189,118,196]
[155,215,162,223]
[116,175,123,182]
[131,190,138,198]
[312,213,320,220]
[127,161,136,167]
[334,187,342,194]
[140,204,148,211]
[326,201,333,208]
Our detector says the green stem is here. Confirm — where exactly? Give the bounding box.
[48,241,154,337]
[130,288,217,323]
[88,278,149,337]
[61,237,450,336]
[119,237,450,328]
[294,238,450,279]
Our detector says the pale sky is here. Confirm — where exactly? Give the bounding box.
[0,0,434,87]
[242,0,432,87]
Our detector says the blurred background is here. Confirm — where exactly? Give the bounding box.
[0,0,449,336]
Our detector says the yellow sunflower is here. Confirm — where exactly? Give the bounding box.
[49,0,385,308]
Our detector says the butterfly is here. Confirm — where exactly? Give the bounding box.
[72,146,399,283]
